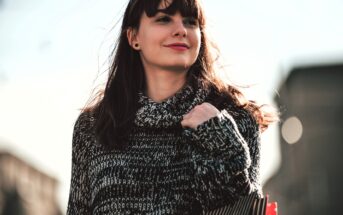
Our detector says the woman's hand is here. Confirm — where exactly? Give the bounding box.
[181,102,221,130]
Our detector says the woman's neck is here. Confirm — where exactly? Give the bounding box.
[144,68,188,103]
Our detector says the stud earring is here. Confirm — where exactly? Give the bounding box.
[134,43,139,48]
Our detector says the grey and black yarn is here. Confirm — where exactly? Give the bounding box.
[66,83,262,215]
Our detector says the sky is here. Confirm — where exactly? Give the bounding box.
[1,0,343,212]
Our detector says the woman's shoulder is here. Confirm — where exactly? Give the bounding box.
[73,110,96,134]
[72,110,97,147]
[74,110,96,128]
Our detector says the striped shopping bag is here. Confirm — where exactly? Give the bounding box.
[203,193,278,215]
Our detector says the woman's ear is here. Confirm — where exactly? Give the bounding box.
[127,27,140,50]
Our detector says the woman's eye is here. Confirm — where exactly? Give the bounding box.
[183,18,199,27]
[156,16,171,23]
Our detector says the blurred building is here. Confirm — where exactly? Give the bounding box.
[0,151,62,215]
[264,63,343,214]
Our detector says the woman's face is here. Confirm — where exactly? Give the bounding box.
[129,2,201,72]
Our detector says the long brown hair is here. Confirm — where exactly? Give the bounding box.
[82,0,278,150]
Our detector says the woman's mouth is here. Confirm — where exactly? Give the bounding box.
[165,43,189,51]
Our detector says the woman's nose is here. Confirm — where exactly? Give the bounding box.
[172,21,187,38]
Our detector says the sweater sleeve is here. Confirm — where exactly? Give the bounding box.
[66,113,92,215]
[183,108,261,212]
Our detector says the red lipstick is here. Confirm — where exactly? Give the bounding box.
[165,43,189,51]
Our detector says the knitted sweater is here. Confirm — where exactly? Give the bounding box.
[66,83,262,215]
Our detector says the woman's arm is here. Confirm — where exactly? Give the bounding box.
[183,107,261,212]
[66,113,92,215]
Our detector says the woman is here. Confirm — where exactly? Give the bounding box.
[67,0,278,214]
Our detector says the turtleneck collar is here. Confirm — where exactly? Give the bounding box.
[134,82,210,128]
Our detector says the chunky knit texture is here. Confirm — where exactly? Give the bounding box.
[66,83,262,215]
